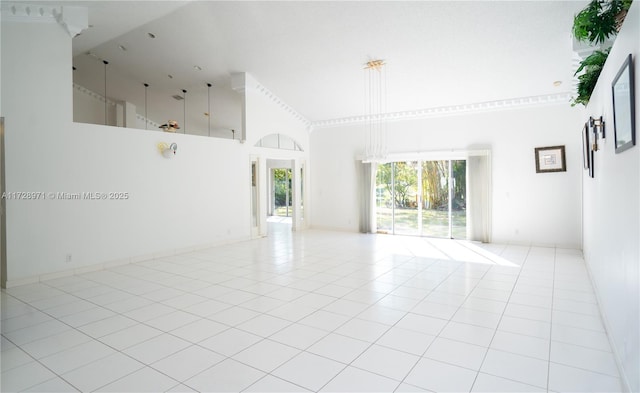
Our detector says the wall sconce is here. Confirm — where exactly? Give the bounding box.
[590,116,605,139]
[157,142,178,158]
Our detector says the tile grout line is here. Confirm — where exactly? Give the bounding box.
[393,239,504,392]
[546,247,557,392]
[0,299,86,392]
[2,236,615,393]
[6,245,414,392]
[3,291,191,392]
[314,241,466,392]
[138,251,430,392]
[3,280,262,391]
[311,255,443,392]
[468,244,535,392]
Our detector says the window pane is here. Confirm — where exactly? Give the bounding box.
[421,160,449,237]
[394,161,419,236]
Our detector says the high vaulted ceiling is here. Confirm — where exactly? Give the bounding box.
[68,1,586,135]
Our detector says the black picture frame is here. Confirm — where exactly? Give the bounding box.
[612,54,636,154]
[582,122,590,170]
[535,145,567,173]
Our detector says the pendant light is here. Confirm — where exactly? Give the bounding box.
[364,59,388,162]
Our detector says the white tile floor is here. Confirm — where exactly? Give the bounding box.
[1,224,624,392]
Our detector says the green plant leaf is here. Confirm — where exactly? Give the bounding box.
[574,49,610,75]
[572,0,625,44]
[572,48,610,106]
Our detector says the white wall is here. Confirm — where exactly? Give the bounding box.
[582,2,640,391]
[239,73,311,233]
[1,17,315,285]
[310,104,583,248]
[242,73,310,150]
[1,18,251,285]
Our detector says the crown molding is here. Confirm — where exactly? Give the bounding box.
[55,6,88,37]
[1,3,60,22]
[310,92,573,130]
[231,72,312,131]
[253,82,312,130]
[73,83,117,107]
[2,3,88,37]
[135,114,160,129]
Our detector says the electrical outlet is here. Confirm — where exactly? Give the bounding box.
[65,254,72,263]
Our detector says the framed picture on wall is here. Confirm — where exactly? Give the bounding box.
[582,123,590,170]
[612,54,636,154]
[535,145,566,173]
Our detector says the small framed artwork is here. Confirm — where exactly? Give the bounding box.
[612,54,636,154]
[582,123,590,170]
[535,145,566,173]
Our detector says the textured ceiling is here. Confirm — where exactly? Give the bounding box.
[69,1,587,134]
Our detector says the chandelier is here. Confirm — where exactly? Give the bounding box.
[364,59,388,162]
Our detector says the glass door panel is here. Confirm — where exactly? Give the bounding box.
[374,159,467,239]
[273,168,291,217]
[251,161,258,227]
[375,163,393,233]
[394,161,419,236]
[421,160,450,237]
[451,160,467,239]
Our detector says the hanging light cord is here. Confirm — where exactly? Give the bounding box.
[144,83,149,130]
[103,60,109,125]
[182,89,187,134]
[207,83,212,137]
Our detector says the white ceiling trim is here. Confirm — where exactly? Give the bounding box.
[253,83,312,131]
[310,92,573,131]
[135,114,160,129]
[1,3,60,22]
[232,72,312,132]
[2,2,87,37]
[74,83,117,107]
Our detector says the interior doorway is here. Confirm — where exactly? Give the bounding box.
[271,168,292,218]
[266,160,294,233]
[375,159,467,239]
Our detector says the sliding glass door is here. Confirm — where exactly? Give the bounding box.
[393,161,419,236]
[421,160,450,237]
[375,159,466,239]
